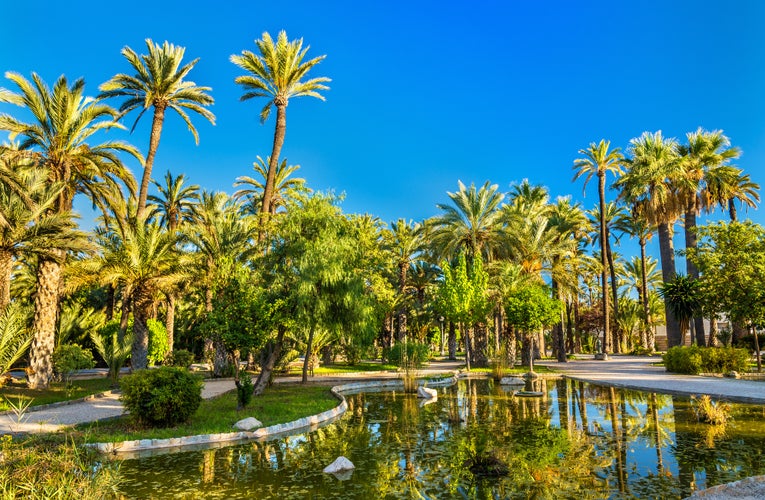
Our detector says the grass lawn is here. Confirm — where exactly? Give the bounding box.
[0,377,114,412]
[78,383,339,443]
[467,365,557,375]
[311,361,399,375]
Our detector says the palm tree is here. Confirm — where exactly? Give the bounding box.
[233,156,309,214]
[384,219,422,342]
[231,31,330,215]
[616,131,685,347]
[677,128,740,344]
[704,167,760,222]
[658,274,701,346]
[573,140,624,353]
[427,180,504,262]
[0,72,140,388]
[100,39,215,219]
[147,171,199,352]
[93,218,186,369]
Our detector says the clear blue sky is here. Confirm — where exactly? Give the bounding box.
[1,1,763,258]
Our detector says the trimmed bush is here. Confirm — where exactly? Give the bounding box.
[663,346,749,375]
[386,342,430,368]
[120,367,203,427]
[166,349,194,368]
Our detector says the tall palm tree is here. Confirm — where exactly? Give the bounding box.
[573,140,624,353]
[100,39,215,219]
[231,31,330,215]
[147,171,199,353]
[384,219,422,342]
[427,180,504,262]
[677,128,740,344]
[233,156,309,214]
[0,72,140,388]
[93,218,186,369]
[616,131,685,347]
[704,167,760,222]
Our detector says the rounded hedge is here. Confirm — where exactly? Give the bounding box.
[119,367,203,427]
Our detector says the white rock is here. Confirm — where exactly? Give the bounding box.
[233,417,262,431]
[323,456,355,474]
[499,377,525,386]
[417,386,438,399]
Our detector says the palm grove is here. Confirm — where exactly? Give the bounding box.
[0,32,761,393]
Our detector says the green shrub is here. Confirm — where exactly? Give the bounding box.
[146,319,169,366]
[386,342,430,368]
[236,370,253,410]
[119,367,203,427]
[663,345,749,374]
[166,349,194,368]
[736,333,765,352]
[53,344,95,390]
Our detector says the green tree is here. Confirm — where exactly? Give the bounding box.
[100,39,215,219]
[0,72,139,388]
[231,31,330,216]
[573,140,624,353]
[233,156,309,215]
[0,303,33,386]
[384,219,422,342]
[658,275,701,346]
[503,281,562,367]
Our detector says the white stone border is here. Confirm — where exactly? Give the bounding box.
[90,375,458,457]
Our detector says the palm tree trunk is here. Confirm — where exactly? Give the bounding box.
[684,208,706,345]
[708,313,719,347]
[302,324,315,383]
[28,256,63,389]
[262,103,287,215]
[597,173,611,353]
[132,286,152,370]
[448,321,457,360]
[639,237,651,351]
[657,222,681,347]
[137,105,166,220]
[166,293,176,354]
[0,249,13,310]
[728,199,737,222]
[605,230,620,353]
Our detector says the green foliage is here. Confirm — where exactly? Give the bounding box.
[0,303,33,386]
[663,346,750,375]
[90,320,133,386]
[52,344,95,390]
[0,434,121,499]
[691,395,731,425]
[386,342,430,368]
[437,252,492,326]
[503,282,562,332]
[166,349,194,368]
[119,367,203,427]
[658,274,701,335]
[736,333,765,352]
[146,318,169,366]
[236,370,253,409]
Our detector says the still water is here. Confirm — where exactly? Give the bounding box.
[118,379,765,499]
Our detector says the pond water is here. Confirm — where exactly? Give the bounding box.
[117,378,765,499]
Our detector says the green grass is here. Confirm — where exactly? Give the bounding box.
[77,383,339,443]
[311,361,399,375]
[0,378,114,411]
[467,365,557,374]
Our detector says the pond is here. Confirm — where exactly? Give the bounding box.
[117,378,765,499]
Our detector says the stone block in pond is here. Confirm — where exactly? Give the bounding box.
[417,387,438,399]
[233,417,262,431]
[323,456,355,475]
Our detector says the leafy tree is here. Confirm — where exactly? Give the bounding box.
[100,39,215,219]
[503,282,562,366]
[231,31,329,216]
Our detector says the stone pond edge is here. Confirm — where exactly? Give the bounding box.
[89,374,461,455]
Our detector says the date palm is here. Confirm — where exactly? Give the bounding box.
[231,31,330,215]
[573,140,624,353]
[704,166,759,222]
[100,39,215,219]
[233,156,309,214]
[147,171,199,353]
[0,72,140,388]
[384,219,422,341]
[616,131,685,347]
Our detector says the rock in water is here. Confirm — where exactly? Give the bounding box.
[323,456,355,474]
[499,377,525,386]
[417,386,438,399]
[233,417,262,431]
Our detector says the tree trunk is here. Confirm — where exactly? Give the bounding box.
[262,103,287,215]
[448,321,457,360]
[0,249,12,310]
[684,208,706,346]
[132,286,152,370]
[605,230,621,353]
[472,322,488,368]
[28,256,63,389]
[728,199,737,222]
[166,293,176,354]
[639,237,651,351]
[463,323,471,371]
[597,172,611,353]
[302,324,315,383]
[707,314,719,347]
[252,326,285,396]
[657,222,681,347]
[106,285,116,321]
[136,105,166,220]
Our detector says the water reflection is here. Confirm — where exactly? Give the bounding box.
[119,379,765,499]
